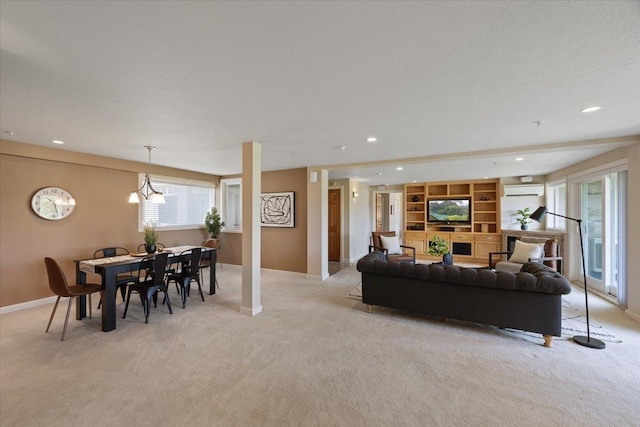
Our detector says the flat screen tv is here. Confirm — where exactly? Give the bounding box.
[427,198,471,224]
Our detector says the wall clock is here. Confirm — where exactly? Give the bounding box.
[31,187,76,220]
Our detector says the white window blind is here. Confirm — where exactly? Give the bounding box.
[139,175,215,231]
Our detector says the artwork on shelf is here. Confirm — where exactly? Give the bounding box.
[260,192,295,227]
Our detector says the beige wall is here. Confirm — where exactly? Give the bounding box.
[215,168,309,274]
[0,140,218,308]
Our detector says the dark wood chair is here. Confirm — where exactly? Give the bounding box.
[369,231,416,263]
[167,248,204,308]
[94,247,135,308]
[136,242,166,253]
[123,252,172,324]
[489,237,563,273]
[44,257,102,341]
[198,239,219,290]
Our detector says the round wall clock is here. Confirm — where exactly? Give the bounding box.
[31,187,76,220]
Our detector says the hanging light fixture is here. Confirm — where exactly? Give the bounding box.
[128,145,165,204]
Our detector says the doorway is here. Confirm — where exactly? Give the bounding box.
[328,188,341,262]
[374,191,403,234]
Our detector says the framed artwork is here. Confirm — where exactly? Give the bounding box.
[261,192,295,227]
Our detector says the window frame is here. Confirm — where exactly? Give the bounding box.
[138,174,216,232]
[545,179,567,230]
[220,177,242,233]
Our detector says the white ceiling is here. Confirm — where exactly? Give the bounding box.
[1,1,639,186]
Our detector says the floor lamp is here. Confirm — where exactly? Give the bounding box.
[530,206,605,349]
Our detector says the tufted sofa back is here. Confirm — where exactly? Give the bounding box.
[357,251,571,295]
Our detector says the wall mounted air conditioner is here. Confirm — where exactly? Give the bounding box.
[503,184,544,197]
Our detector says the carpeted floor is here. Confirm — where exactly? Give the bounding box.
[1,264,639,426]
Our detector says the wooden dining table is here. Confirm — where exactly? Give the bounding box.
[74,246,217,332]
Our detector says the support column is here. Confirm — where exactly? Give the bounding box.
[241,141,262,316]
[307,168,329,280]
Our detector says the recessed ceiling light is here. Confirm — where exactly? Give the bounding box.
[366,137,377,143]
[483,176,489,179]
[581,106,601,113]
[52,140,65,145]
[412,180,417,183]
[515,157,523,161]
[376,172,383,176]
[5,130,16,136]
[396,167,403,171]
[334,145,346,151]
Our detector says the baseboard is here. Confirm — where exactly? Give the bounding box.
[625,309,640,323]
[0,296,57,315]
[240,305,263,316]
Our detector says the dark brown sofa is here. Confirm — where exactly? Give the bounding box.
[356,251,572,347]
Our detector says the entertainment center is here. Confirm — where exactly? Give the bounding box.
[404,179,501,263]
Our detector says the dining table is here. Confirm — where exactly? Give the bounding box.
[74,246,217,332]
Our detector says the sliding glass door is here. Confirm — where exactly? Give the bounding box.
[579,171,626,301]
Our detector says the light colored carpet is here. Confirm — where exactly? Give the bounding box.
[1,265,639,427]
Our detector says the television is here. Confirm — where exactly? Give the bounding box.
[427,198,471,224]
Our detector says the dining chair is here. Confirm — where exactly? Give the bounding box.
[94,247,135,308]
[198,240,219,290]
[136,243,166,253]
[167,247,204,308]
[123,252,173,323]
[44,257,103,341]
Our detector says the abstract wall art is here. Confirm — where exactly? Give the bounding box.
[260,191,295,227]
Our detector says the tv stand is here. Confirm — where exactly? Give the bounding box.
[404,179,501,263]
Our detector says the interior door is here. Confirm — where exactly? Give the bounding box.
[328,189,341,261]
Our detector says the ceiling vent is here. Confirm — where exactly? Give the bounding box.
[503,184,544,197]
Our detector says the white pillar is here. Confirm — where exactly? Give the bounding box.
[241,141,262,316]
[307,168,329,280]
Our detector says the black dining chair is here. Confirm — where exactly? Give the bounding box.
[136,243,166,253]
[198,240,219,290]
[44,257,103,341]
[94,247,136,309]
[123,252,173,323]
[167,247,204,308]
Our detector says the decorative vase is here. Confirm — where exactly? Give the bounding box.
[520,224,528,231]
[145,244,156,254]
[412,195,419,202]
[443,253,453,266]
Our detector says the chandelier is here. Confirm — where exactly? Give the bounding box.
[128,145,165,204]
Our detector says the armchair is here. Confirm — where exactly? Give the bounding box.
[490,237,563,273]
[369,231,416,264]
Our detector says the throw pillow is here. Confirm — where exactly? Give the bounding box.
[508,240,544,264]
[380,235,403,255]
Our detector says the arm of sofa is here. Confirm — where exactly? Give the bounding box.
[529,256,563,273]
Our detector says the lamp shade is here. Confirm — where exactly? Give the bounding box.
[530,206,548,223]
[128,192,141,203]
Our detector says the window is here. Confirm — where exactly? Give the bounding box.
[221,178,241,232]
[139,175,215,231]
[546,180,566,229]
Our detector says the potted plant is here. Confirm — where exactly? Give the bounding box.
[142,222,159,254]
[426,235,453,265]
[516,207,532,230]
[204,207,225,241]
